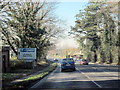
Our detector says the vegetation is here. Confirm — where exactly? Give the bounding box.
[2,62,57,89]
[71,1,119,64]
[0,0,63,61]
[24,63,56,81]
[2,61,50,82]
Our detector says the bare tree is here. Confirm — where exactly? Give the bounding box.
[1,1,64,58]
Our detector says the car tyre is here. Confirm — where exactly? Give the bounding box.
[73,68,76,71]
[61,69,64,72]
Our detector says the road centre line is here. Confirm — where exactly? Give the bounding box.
[76,68,102,88]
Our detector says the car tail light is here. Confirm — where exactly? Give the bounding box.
[61,63,65,66]
[71,63,74,65]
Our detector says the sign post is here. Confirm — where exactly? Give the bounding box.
[18,48,37,68]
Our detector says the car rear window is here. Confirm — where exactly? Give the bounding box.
[62,58,74,62]
[82,59,87,61]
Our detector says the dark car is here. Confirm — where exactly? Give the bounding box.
[54,58,58,62]
[80,59,88,65]
[61,58,76,72]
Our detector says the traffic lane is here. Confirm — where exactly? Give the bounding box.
[90,64,119,76]
[76,64,118,77]
[90,64,119,72]
[30,65,99,89]
[76,63,118,76]
[76,64,119,88]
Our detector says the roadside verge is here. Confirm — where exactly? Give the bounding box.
[2,63,57,89]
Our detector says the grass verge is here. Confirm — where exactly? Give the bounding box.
[2,63,57,89]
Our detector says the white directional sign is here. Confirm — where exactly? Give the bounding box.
[18,48,36,60]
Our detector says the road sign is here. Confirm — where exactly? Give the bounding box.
[18,48,36,60]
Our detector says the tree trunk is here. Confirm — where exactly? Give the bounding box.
[118,48,120,65]
[117,24,120,64]
[100,50,105,63]
[7,38,17,55]
[94,50,97,63]
[109,50,112,63]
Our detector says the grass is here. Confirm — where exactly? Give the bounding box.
[24,72,49,81]
[2,73,27,83]
[3,73,20,79]
[52,63,57,66]
[10,56,17,60]
[2,73,23,79]
[23,63,56,81]
[2,62,57,89]
[3,61,51,82]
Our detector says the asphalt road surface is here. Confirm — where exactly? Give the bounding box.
[30,62,120,89]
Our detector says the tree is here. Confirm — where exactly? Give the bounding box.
[71,2,101,62]
[1,1,63,60]
[0,0,10,46]
[96,2,118,63]
[71,1,119,64]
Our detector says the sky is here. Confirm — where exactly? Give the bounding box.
[55,2,88,27]
[54,1,88,49]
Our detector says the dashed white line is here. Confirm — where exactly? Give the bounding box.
[76,68,102,88]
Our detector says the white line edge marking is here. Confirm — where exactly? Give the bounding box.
[30,65,59,89]
[76,68,102,88]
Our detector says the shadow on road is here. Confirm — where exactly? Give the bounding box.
[76,64,119,72]
[37,79,120,89]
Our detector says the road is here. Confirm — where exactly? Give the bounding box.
[30,62,119,89]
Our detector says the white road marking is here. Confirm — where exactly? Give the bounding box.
[76,68,102,88]
[30,66,59,89]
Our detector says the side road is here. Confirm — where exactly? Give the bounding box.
[2,62,57,89]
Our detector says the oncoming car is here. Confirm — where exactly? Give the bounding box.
[61,58,76,72]
[80,59,88,65]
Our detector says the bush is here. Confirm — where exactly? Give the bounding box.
[10,60,28,69]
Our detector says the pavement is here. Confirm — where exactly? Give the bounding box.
[29,62,120,89]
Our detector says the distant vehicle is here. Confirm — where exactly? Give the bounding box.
[61,58,76,72]
[80,59,88,65]
[48,59,55,63]
[54,58,58,62]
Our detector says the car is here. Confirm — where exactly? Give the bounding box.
[80,59,88,65]
[54,58,58,62]
[61,58,76,72]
